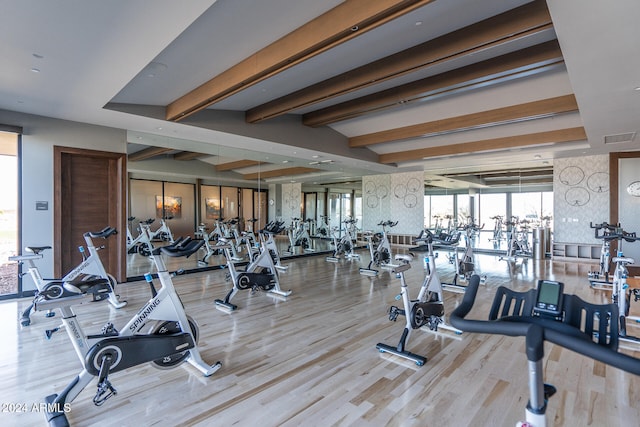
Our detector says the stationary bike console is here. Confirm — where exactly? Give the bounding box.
[451,276,640,426]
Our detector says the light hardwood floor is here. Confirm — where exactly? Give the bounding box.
[1,246,639,427]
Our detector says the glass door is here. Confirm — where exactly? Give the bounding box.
[0,131,19,298]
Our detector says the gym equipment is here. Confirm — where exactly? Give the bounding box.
[314,215,331,239]
[9,227,126,327]
[285,218,315,254]
[376,230,462,365]
[148,216,175,243]
[604,227,640,347]
[35,238,220,427]
[500,216,532,261]
[214,238,291,312]
[588,221,619,288]
[450,277,640,427]
[126,218,156,256]
[259,220,289,271]
[326,217,360,262]
[442,221,486,293]
[196,223,221,266]
[359,220,397,276]
[488,215,505,246]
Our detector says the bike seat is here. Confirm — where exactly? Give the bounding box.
[612,256,635,265]
[395,254,413,263]
[26,246,52,254]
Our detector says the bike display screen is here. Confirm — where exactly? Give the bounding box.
[534,280,564,318]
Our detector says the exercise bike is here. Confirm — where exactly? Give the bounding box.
[326,217,360,262]
[259,220,289,271]
[285,217,314,254]
[488,215,505,246]
[451,276,640,427]
[359,220,397,276]
[500,217,531,261]
[35,237,220,427]
[126,218,157,256]
[588,221,619,289]
[376,230,462,366]
[214,238,291,312]
[148,216,175,243]
[9,227,127,327]
[604,227,640,347]
[442,221,486,293]
[314,215,331,239]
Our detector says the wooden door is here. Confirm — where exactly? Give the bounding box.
[54,146,126,281]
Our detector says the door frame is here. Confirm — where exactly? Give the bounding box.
[53,146,127,282]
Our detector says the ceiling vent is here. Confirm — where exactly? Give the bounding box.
[604,132,636,144]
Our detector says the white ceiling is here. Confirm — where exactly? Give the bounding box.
[1,0,639,188]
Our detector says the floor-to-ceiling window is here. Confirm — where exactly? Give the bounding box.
[0,131,19,298]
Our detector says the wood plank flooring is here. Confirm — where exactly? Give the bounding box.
[1,246,639,427]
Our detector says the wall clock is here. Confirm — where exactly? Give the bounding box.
[627,180,640,197]
[559,166,585,186]
[564,187,590,206]
[586,172,609,193]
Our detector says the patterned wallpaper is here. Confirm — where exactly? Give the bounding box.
[553,155,609,244]
[362,171,424,235]
[280,182,301,224]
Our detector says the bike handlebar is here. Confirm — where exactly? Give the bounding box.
[86,227,117,239]
[160,239,204,258]
[450,276,640,376]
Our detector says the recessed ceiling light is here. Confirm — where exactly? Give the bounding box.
[634,87,640,91]
[312,155,320,159]
[534,154,542,159]
[282,160,289,163]
[156,127,163,130]
[415,21,423,26]
[30,68,40,73]
[32,53,44,59]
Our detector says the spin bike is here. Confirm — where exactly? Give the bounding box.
[442,221,486,293]
[148,216,175,243]
[314,215,331,239]
[588,221,619,288]
[359,220,397,276]
[259,220,289,271]
[605,227,640,346]
[326,217,359,262]
[488,215,505,246]
[500,217,531,261]
[285,218,314,254]
[35,237,221,427]
[214,238,291,312]
[376,230,462,366]
[451,277,640,427]
[126,218,156,256]
[9,227,126,327]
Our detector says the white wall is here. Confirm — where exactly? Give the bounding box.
[1,109,126,290]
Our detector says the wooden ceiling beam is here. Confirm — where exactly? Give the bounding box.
[303,40,563,127]
[128,147,173,162]
[243,167,318,181]
[173,151,209,161]
[166,0,435,122]
[215,160,263,171]
[378,127,587,164]
[351,94,579,148]
[248,0,552,124]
